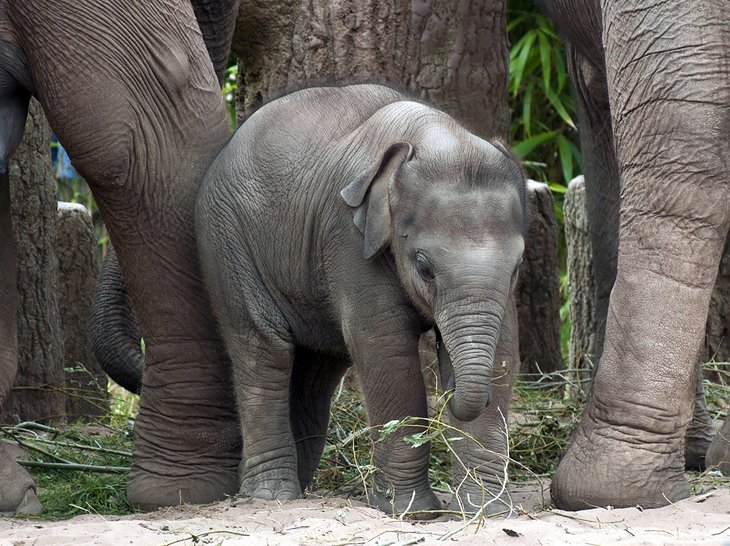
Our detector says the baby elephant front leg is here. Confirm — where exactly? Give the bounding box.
[233,328,301,501]
[347,322,441,518]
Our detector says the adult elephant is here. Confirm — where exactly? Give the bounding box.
[0,0,241,511]
[538,1,729,509]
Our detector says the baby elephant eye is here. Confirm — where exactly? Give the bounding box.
[415,251,435,282]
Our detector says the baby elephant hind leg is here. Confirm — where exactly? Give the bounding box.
[289,348,350,492]
[233,327,301,502]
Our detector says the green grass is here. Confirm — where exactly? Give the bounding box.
[1,383,138,519]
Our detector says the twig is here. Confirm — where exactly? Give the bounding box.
[12,437,74,465]
[160,530,250,546]
[17,460,129,474]
[11,434,132,458]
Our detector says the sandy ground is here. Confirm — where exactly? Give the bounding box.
[2,483,729,546]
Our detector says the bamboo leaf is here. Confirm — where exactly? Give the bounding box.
[548,182,568,194]
[513,130,558,158]
[556,134,574,183]
[522,79,535,137]
[538,32,552,93]
[553,46,568,92]
[510,31,537,96]
[546,88,576,129]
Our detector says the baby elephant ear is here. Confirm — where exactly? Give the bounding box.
[341,142,413,259]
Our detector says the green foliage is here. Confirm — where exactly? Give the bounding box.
[508,1,580,355]
[222,63,239,127]
[508,0,581,192]
[2,422,134,519]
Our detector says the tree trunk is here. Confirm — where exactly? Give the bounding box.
[56,202,107,419]
[1,99,65,424]
[563,176,596,390]
[516,181,563,374]
[232,0,509,140]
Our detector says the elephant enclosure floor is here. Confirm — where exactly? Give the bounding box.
[1,483,729,545]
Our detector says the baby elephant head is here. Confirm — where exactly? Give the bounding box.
[341,127,526,422]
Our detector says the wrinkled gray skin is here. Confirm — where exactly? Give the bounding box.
[0,0,242,513]
[91,246,143,395]
[538,0,730,510]
[195,84,526,516]
[88,0,239,399]
[0,443,41,515]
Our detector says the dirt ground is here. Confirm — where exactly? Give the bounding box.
[2,482,729,546]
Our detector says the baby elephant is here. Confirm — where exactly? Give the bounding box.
[196,84,526,516]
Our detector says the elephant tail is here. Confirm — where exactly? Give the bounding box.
[90,245,143,395]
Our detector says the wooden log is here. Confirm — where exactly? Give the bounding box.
[56,202,107,419]
[515,181,563,374]
[563,175,596,383]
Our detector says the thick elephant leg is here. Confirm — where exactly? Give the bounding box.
[0,443,41,515]
[0,173,36,516]
[443,296,519,516]
[0,174,40,516]
[345,316,440,518]
[706,417,730,475]
[552,1,730,510]
[684,367,715,470]
[289,348,350,491]
[7,1,240,509]
[566,44,620,365]
[234,327,301,501]
[0,172,18,409]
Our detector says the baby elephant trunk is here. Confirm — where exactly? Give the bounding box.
[435,299,505,422]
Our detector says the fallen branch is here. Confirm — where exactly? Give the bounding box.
[17,460,129,474]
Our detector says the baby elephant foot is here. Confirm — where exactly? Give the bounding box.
[240,475,302,502]
[368,482,441,519]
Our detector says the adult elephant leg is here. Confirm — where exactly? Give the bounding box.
[552,0,730,510]
[706,417,730,475]
[289,349,350,491]
[7,1,240,509]
[444,296,519,516]
[566,44,620,365]
[0,172,18,409]
[345,315,440,518]
[684,366,715,470]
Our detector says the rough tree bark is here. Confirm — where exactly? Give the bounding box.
[1,99,65,424]
[232,0,509,140]
[563,175,596,381]
[232,1,562,373]
[516,181,562,374]
[55,202,107,419]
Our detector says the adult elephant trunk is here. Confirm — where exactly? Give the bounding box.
[90,245,143,395]
[434,290,506,423]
